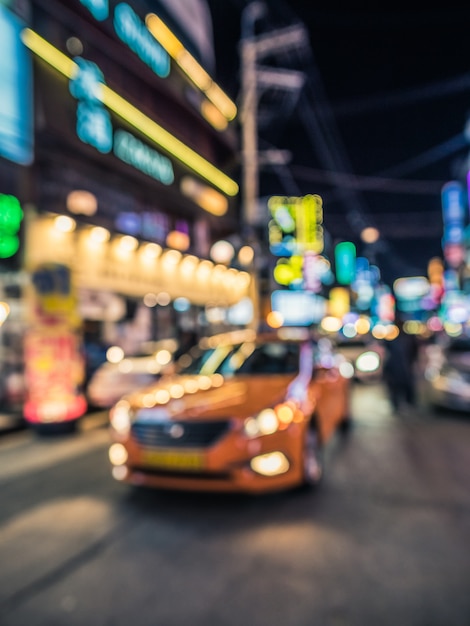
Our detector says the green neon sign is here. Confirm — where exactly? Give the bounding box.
[335,241,356,285]
[0,193,23,258]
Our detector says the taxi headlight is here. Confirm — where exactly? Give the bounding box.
[109,443,128,466]
[244,408,279,438]
[243,402,297,438]
[250,451,290,476]
[110,399,133,435]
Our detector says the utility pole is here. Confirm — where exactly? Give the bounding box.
[239,2,308,322]
[240,5,307,231]
[240,1,266,237]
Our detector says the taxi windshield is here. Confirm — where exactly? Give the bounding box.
[176,340,302,377]
[221,341,300,376]
[176,344,242,375]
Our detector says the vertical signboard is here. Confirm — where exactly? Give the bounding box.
[23,263,87,425]
[441,181,466,270]
[0,5,33,165]
[335,241,356,285]
[268,195,324,256]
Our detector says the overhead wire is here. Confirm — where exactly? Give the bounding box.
[248,2,454,278]
[289,131,467,195]
[332,72,470,117]
[228,1,456,278]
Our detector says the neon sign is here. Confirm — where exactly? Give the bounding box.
[0,6,33,165]
[335,241,356,286]
[80,1,169,78]
[114,3,169,78]
[69,57,173,184]
[114,129,174,185]
[80,0,108,21]
[268,195,324,256]
[21,30,238,196]
[69,58,112,153]
[0,193,23,258]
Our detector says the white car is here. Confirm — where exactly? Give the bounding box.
[334,337,384,383]
[87,340,178,409]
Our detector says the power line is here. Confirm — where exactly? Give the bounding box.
[289,131,468,194]
[377,133,468,178]
[290,165,446,195]
[333,72,470,117]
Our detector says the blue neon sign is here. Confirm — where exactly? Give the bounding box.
[0,6,33,165]
[69,58,112,153]
[441,181,465,224]
[69,57,173,182]
[113,130,174,185]
[80,0,109,21]
[78,1,170,79]
[114,3,169,78]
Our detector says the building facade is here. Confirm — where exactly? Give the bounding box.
[0,0,255,423]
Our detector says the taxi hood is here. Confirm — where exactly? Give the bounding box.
[130,373,298,420]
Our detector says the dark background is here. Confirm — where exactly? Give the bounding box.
[206,2,470,286]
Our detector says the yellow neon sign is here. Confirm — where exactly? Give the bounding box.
[145,14,237,121]
[20,28,239,197]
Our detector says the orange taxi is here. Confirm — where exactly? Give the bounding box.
[108,328,351,494]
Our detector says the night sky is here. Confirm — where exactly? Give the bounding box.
[206,2,470,286]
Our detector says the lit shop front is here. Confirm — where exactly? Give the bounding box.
[8,0,249,426]
[25,213,253,308]
[22,214,254,426]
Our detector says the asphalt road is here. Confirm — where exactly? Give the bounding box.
[0,384,469,626]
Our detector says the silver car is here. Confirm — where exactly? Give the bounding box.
[424,335,470,413]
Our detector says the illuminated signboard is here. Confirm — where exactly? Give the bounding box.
[302,251,321,293]
[296,194,323,253]
[69,57,113,153]
[69,57,174,185]
[441,291,470,324]
[441,181,465,224]
[268,195,324,256]
[393,276,430,313]
[335,241,356,285]
[21,29,237,196]
[441,181,466,266]
[114,3,169,78]
[329,287,350,319]
[113,129,174,184]
[114,211,170,243]
[374,286,395,322]
[227,297,254,325]
[271,290,326,326]
[0,6,33,165]
[0,193,23,257]
[23,327,87,424]
[79,1,169,78]
[443,269,460,292]
[393,276,430,300]
[80,0,109,21]
[273,255,303,287]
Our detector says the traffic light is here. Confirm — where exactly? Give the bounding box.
[0,194,23,259]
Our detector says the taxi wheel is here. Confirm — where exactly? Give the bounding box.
[33,420,78,436]
[339,414,353,433]
[302,428,324,488]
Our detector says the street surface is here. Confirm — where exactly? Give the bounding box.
[0,383,469,626]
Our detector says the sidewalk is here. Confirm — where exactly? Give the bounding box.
[0,411,26,435]
[0,409,109,437]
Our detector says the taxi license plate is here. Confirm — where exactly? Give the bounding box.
[141,449,205,471]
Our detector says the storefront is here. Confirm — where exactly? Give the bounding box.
[0,0,255,423]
